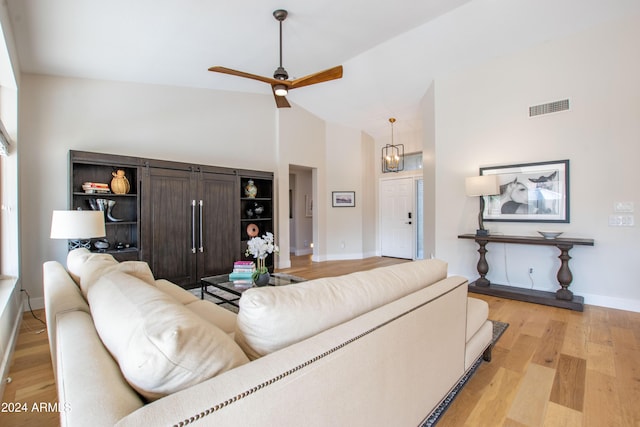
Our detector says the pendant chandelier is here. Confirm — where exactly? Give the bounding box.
[381,118,404,173]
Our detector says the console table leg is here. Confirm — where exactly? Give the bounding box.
[556,244,574,301]
[476,239,490,287]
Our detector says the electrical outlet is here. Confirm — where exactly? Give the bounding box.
[529,267,534,274]
[609,214,635,227]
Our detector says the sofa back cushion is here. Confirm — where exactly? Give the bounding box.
[66,248,95,284]
[67,248,156,299]
[235,259,448,359]
[88,270,249,401]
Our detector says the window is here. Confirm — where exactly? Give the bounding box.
[404,152,422,172]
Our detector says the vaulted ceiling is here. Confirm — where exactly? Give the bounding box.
[5,0,639,137]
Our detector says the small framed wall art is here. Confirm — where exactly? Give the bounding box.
[480,159,569,223]
[332,191,356,207]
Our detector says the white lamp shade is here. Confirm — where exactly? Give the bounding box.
[465,175,500,197]
[50,210,106,239]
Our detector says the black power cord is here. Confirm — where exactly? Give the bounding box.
[20,288,47,327]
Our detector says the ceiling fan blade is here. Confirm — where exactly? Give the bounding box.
[208,66,280,85]
[289,66,343,89]
[271,86,291,108]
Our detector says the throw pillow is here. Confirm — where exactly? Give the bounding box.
[88,270,249,401]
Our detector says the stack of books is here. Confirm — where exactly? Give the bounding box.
[229,261,255,288]
[82,182,111,194]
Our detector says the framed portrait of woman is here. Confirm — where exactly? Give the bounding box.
[480,159,569,223]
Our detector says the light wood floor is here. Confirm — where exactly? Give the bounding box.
[2,256,639,426]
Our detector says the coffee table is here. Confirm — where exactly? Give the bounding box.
[200,273,306,308]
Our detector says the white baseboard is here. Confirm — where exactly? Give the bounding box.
[277,259,292,269]
[23,295,45,311]
[582,292,640,313]
[325,253,365,261]
[293,248,313,256]
[311,251,387,263]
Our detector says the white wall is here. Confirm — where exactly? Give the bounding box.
[434,15,640,311]
[277,105,327,266]
[360,132,376,258]
[19,74,277,304]
[421,83,436,259]
[325,123,364,260]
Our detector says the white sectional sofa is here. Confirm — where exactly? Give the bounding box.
[43,249,493,426]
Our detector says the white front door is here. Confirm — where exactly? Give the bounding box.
[380,177,415,259]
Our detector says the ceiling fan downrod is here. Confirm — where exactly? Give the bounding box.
[273,9,288,81]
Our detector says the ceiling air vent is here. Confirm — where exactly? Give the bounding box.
[529,99,569,117]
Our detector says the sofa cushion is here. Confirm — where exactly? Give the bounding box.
[68,248,156,298]
[78,255,155,299]
[235,259,448,359]
[186,299,238,335]
[87,270,249,401]
[466,297,489,341]
[154,279,199,305]
[66,248,94,284]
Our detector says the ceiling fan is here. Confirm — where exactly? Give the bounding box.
[208,9,343,108]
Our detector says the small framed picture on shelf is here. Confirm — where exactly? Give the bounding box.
[332,191,355,207]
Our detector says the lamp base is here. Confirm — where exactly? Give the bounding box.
[68,239,92,251]
[475,229,490,237]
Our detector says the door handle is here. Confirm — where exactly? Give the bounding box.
[405,221,412,225]
[191,200,196,254]
[198,200,204,253]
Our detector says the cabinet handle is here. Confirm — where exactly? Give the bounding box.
[199,200,204,253]
[191,200,196,254]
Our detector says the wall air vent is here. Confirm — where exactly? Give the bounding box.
[529,99,570,117]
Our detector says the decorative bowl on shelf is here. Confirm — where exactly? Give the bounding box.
[94,239,110,251]
[538,231,563,239]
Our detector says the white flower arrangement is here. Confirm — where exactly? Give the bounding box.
[245,232,279,276]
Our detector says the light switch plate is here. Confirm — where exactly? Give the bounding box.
[614,202,634,213]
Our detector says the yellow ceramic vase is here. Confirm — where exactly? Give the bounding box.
[110,170,130,194]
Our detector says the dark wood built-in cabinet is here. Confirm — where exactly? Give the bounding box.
[69,151,273,288]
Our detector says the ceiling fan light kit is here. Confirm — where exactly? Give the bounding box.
[208,9,343,108]
[273,84,288,96]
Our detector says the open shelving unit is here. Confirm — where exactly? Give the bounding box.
[239,173,274,271]
[69,151,140,261]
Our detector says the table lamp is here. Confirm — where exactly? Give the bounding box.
[465,175,500,236]
[50,210,106,251]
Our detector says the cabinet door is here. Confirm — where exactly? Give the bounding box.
[196,172,239,278]
[141,167,198,286]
